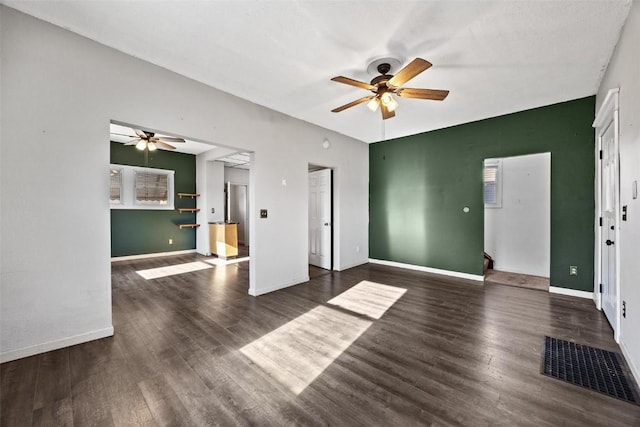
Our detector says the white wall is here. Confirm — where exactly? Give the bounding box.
[0,7,369,362]
[596,1,640,382]
[484,153,551,277]
[207,161,226,224]
[225,167,249,185]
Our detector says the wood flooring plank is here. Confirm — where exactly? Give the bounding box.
[3,255,640,426]
[31,397,73,427]
[32,348,71,410]
[70,372,114,427]
[0,356,39,427]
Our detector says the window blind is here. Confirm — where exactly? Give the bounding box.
[483,166,498,205]
[110,169,122,202]
[135,172,168,204]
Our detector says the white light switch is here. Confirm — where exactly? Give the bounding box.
[633,180,638,200]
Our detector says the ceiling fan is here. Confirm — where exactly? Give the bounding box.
[110,129,186,151]
[331,58,449,120]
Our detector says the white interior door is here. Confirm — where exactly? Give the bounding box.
[601,120,618,331]
[309,169,332,269]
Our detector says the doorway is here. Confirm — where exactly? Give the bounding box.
[483,153,551,290]
[227,183,249,249]
[308,166,333,275]
[594,88,620,340]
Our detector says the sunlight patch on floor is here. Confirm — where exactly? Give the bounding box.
[204,256,250,266]
[327,280,407,319]
[239,281,406,395]
[136,261,212,280]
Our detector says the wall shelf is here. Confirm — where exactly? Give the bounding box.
[177,192,200,228]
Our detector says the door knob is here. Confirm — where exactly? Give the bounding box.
[606,239,614,246]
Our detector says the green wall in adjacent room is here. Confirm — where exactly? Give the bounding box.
[110,142,197,257]
[369,97,595,291]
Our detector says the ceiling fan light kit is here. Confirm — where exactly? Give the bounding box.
[331,57,449,120]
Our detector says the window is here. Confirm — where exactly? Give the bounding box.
[110,167,122,204]
[110,164,174,210]
[135,172,169,205]
[483,159,502,208]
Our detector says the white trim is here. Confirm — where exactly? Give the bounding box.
[0,326,114,364]
[592,87,621,343]
[620,340,640,386]
[111,249,196,262]
[249,276,310,296]
[336,260,368,271]
[593,88,620,128]
[369,259,484,282]
[549,286,594,300]
[110,163,175,210]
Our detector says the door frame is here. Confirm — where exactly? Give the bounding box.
[593,87,620,342]
[307,165,335,271]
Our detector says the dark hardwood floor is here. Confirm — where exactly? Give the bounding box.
[2,253,640,426]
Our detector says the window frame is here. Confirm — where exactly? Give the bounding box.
[483,158,503,208]
[110,164,175,210]
[109,166,123,205]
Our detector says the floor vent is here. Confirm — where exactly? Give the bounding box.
[542,336,639,405]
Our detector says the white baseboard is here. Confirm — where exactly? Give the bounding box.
[0,326,114,364]
[249,276,310,296]
[549,286,594,299]
[620,340,640,386]
[111,249,196,262]
[369,259,484,282]
[336,260,368,271]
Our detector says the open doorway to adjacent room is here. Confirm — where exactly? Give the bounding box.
[483,152,551,291]
[308,164,334,279]
[220,152,251,259]
[109,121,252,291]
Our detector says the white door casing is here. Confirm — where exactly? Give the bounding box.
[309,169,332,269]
[593,88,620,342]
[601,120,617,331]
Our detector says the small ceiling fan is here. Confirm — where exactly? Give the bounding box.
[110,129,186,151]
[331,58,449,120]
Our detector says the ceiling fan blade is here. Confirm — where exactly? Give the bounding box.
[387,58,432,88]
[155,141,176,150]
[331,96,375,113]
[396,88,449,100]
[123,138,141,146]
[110,132,138,138]
[381,102,396,120]
[133,129,148,139]
[331,76,375,91]
[156,136,186,143]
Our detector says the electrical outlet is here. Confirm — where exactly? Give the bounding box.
[569,266,578,276]
[623,301,626,318]
[168,238,173,245]
[356,245,360,253]
[211,208,215,214]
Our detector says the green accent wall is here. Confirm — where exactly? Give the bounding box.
[110,142,197,257]
[369,97,595,291]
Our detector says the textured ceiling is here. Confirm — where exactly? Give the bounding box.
[4,0,632,143]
